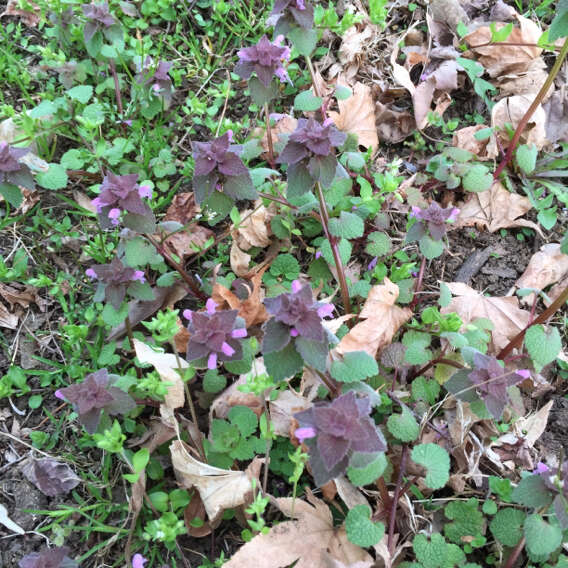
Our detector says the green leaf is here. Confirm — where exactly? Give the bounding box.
[28,394,42,409]
[524,514,562,557]
[462,164,493,192]
[511,474,553,508]
[345,505,385,547]
[67,85,93,104]
[294,90,323,112]
[124,237,159,267]
[102,302,128,327]
[264,341,303,381]
[516,144,538,174]
[411,376,440,405]
[419,235,445,260]
[402,330,432,365]
[411,443,450,490]
[228,406,258,438]
[335,85,352,100]
[439,282,452,308]
[347,452,387,486]
[490,22,513,42]
[330,351,378,383]
[524,324,562,370]
[248,76,279,106]
[36,164,68,189]
[288,27,318,56]
[365,231,391,256]
[320,238,351,267]
[549,1,568,41]
[270,253,300,280]
[444,498,484,544]
[149,491,169,512]
[490,508,526,547]
[0,183,23,208]
[132,448,150,473]
[387,404,419,442]
[203,369,227,393]
[329,211,364,239]
[537,207,557,230]
[30,100,58,118]
[413,533,448,568]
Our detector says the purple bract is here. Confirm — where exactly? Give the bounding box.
[269,0,314,30]
[409,202,459,241]
[18,546,77,568]
[82,2,116,43]
[0,142,34,190]
[235,35,291,88]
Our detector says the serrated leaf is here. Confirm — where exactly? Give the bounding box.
[516,144,537,174]
[0,183,23,208]
[263,341,303,381]
[462,164,493,192]
[490,508,525,547]
[228,405,258,438]
[330,351,378,383]
[387,405,419,442]
[124,237,159,267]
[67,85,93,104]
[411,443,450,489]
[294,90,323,112]
[524,514,562,557]
[413,533,447,568]
[365,231,391,256]
[203,369,227,393]
[248,76,279,106]
[320,238,351,267]
[444,498,484,544]
[345,505,385,547]
[524,324,561,370]
[36,163,68,189]
[419,235,445,260]
[402,330,432,365]
[347,452,387,486]
[411,376,440,405]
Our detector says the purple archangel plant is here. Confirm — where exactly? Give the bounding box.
[191,131,256,206]
[444,351,528,420]
[0,142,34,207]
[277,117,347,196]
[135,57,174,106]
[262,280,334,373]
[235,35,291,105]
[184,299,248,369]
[55,368,136,434]
[294,391,387,486]
[19,546,78,568]
[535,461,568,529]
[86,255,149,310]
[406,202,459,242]
[82,2,122,55]
[268,0,314,33]
[92,171,155,232]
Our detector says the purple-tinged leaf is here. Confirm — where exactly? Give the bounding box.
[19,546,77,568]
[22,459,80,497]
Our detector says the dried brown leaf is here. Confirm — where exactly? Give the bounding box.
[164,224,214,260]
[164,192,199,224]
[452,125,492,160]
[234,202,274,250]
[441,281,531,353]
[455,181,541,234]
[223,489,373,568]
[269,389,313,437]
[21,458,80,497]
[184,491,212,537]
[328,82,378,150]
[543,88,568,144]
[170,440,261,523]
[262,116,298,155]
[375,101,415,143]
[1,0,40,27]
[230,240,252,277]
[0,302,18,329]
[337,278,412,357]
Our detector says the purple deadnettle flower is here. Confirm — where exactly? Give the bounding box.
[0,142,34,191]
[92,171,154,230]
[262,280,334,355]
[87,255,147,310]
[295,391,387,486]
[408,202,459,242]
[191,132,256,205]
[132,554,148,568]
[277,117,347,190]
[18,546,78,568]
[235,35,291,88]
[269,0,314,31]
[82,2,117,43]
[185,299,247,369]
[56,368,136,434]
[135,57,174,103]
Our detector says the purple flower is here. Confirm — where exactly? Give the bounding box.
[407,202,460,242]
[295,426,316,443]
[368,257,378,271]
[135,57,173,101]
[192,132,256,204]
[534,462,550,475]
[82,2,117,43]
[269,0,314,30]
[19,546,77,568]
[87,256,147,309]
[185,299,247,369]
[56,368,136,434]
[235,35,291,88]
[92,171,153,230]
[132,554,148,568]
[0,142,34,191]
[295,391,386,486]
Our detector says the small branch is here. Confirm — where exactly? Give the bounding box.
[493,36,568,181]
[315,182,352,314]
[388,444,408,555]
[109,59,126,134]
[408,256,427,310]
[503,536,525,568]
[264,102,275,168]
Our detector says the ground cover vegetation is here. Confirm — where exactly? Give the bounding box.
[0,0,568,566]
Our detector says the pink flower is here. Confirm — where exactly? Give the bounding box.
[517,369,531,379]
[132,270,146,283]
[138,185,152,199]
[295,426,316,443]
[132,554,148,568]
[86,268,97,279]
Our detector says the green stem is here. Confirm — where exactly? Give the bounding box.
[315,182,352,314]
[493,36,568,180]
[264,102,275,168]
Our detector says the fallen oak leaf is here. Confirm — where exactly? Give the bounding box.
[170,440,262,523]
[440,281,531,353]
[233,201,274,250]
[337,278,412,357]
[223,489,373,568]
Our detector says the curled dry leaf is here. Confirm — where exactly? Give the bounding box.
[1,0,40,27]
[133,339,186,410]
[328,81,378,150]
[516,243,568,304]
[230,240,252,277]
[337,278,412,357]
[440,281,531,353]
[543,89,568,144]
[223,489,373,568]
[184,491,212,537]
[165,225,214,260]
[170,440,262,523]
[269,389,313,437]
[233,201,274,250]
[452,125,492,160]
[455,181,542,234]
[0,303,18,329]
[375,101,415,144]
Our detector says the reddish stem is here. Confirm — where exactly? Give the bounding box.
[388,444,408,555]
